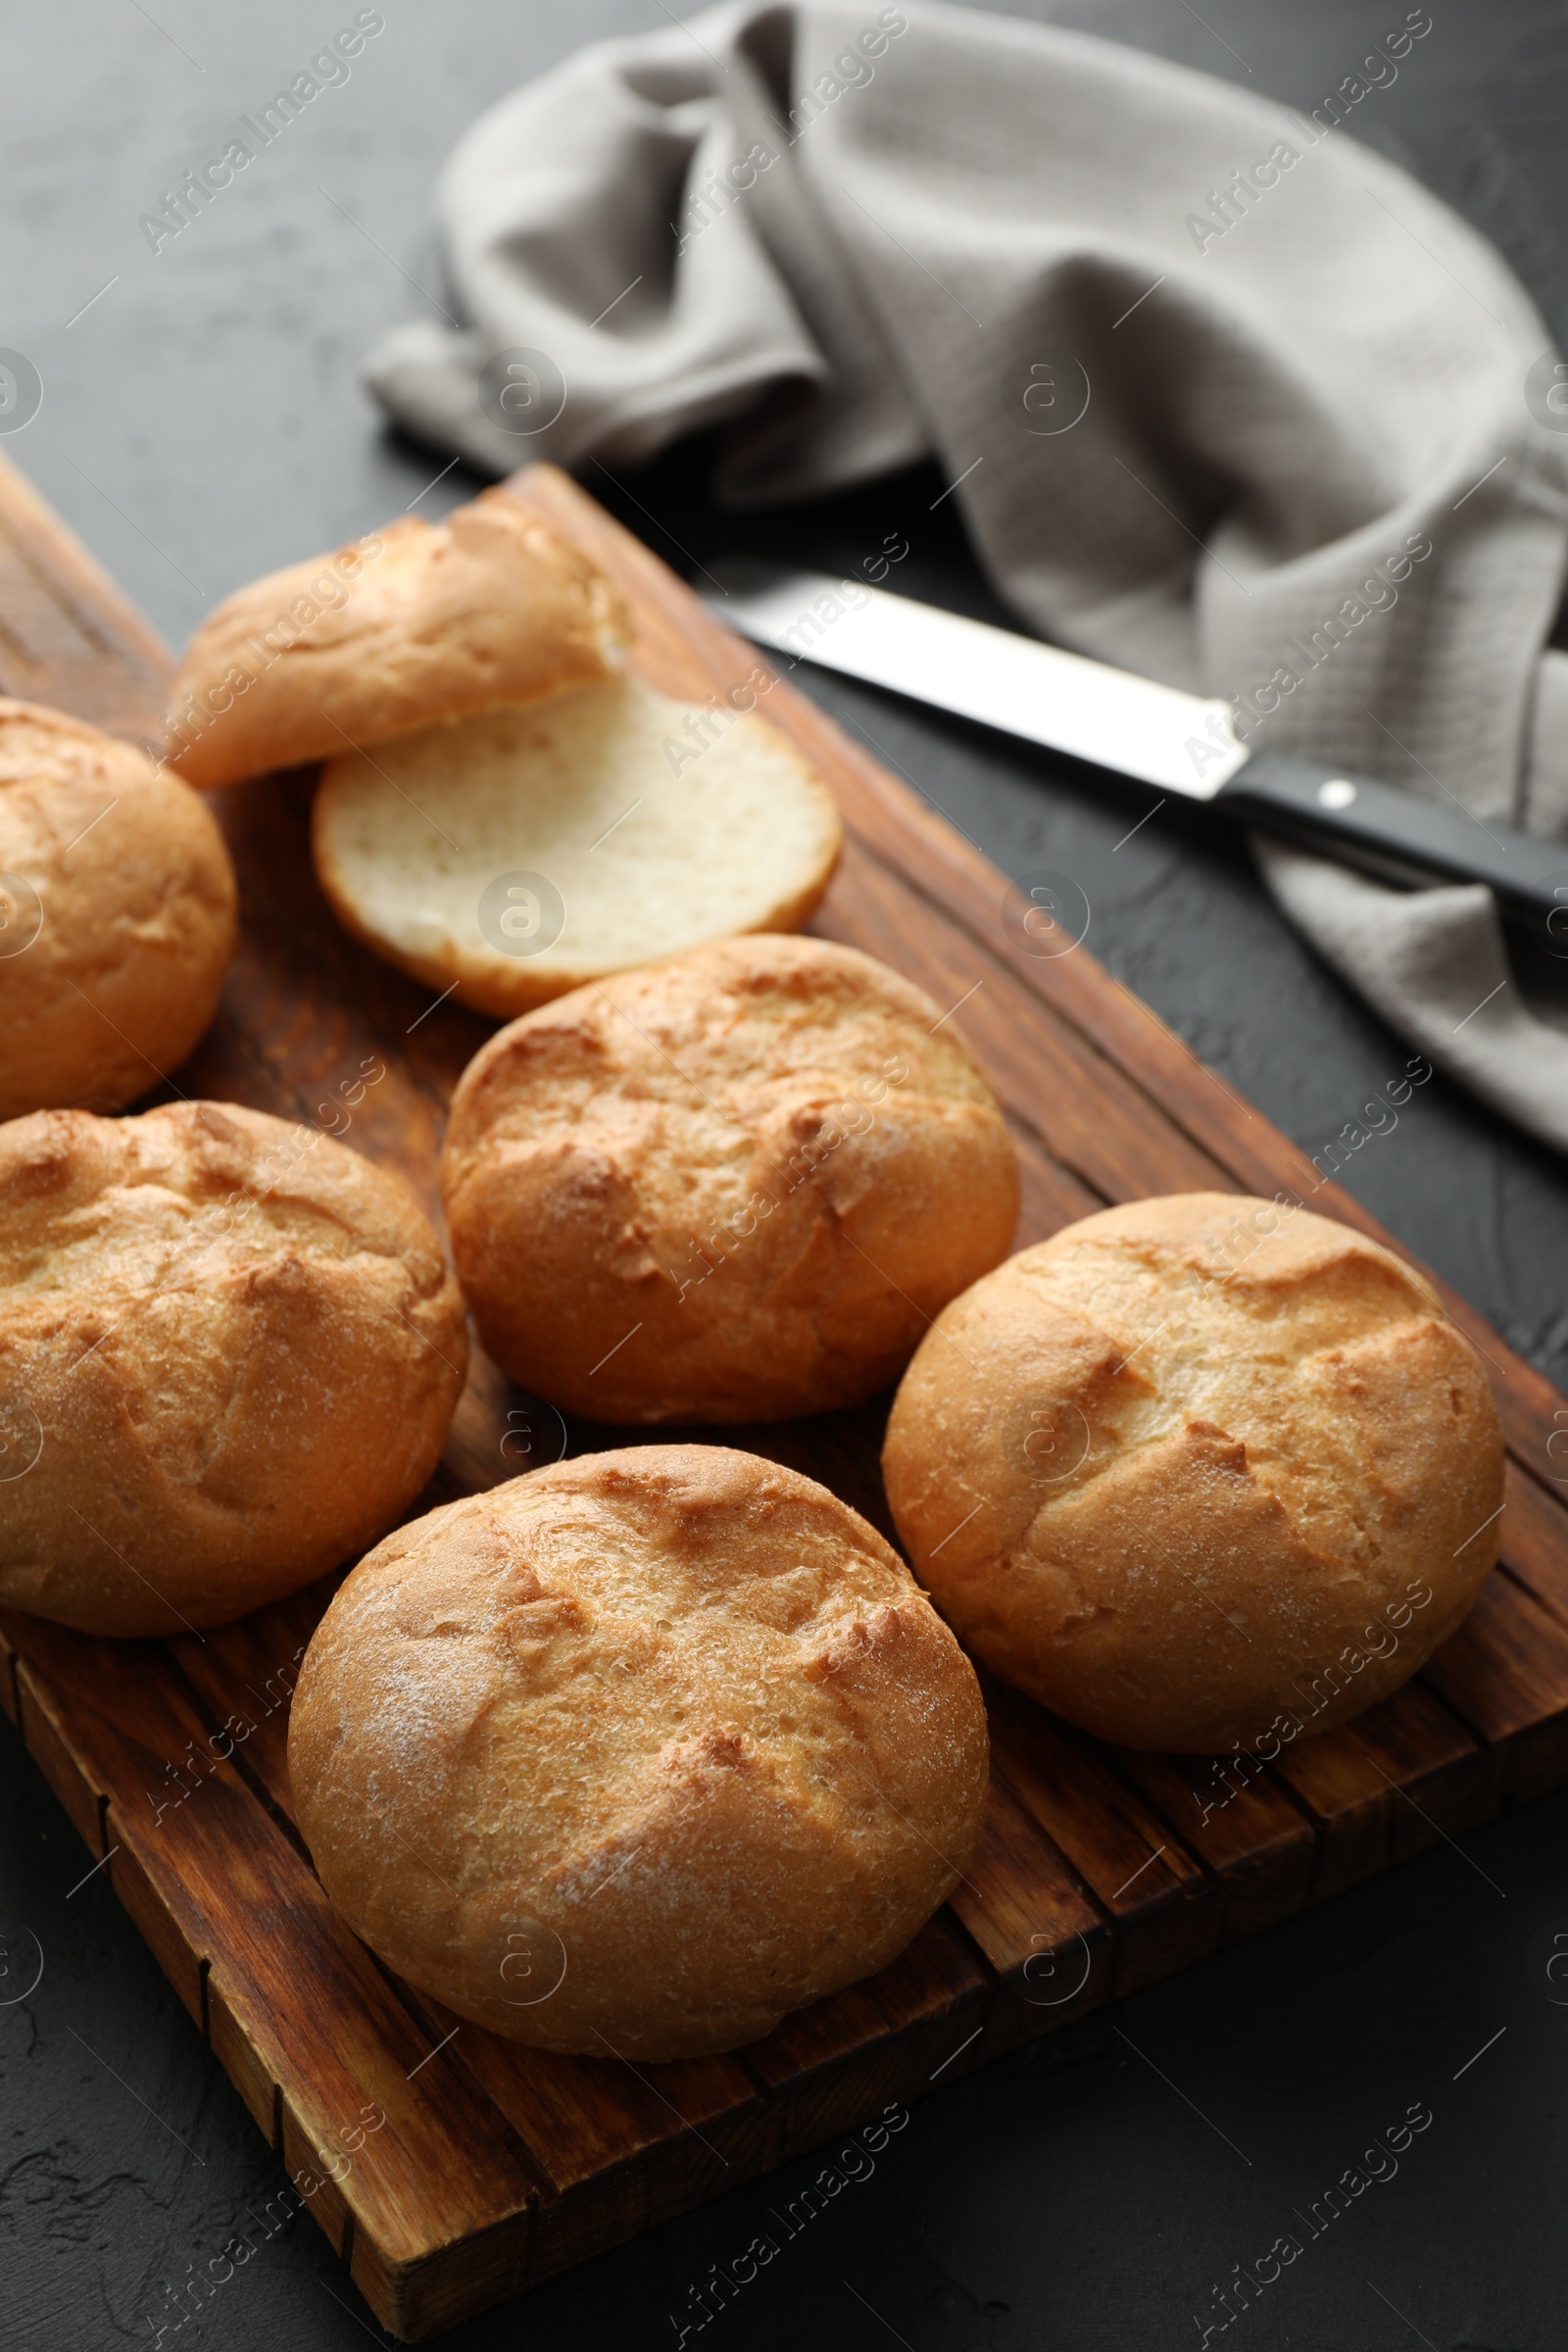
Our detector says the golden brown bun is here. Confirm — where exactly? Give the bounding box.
[287,1446,989,2059]
[311,676,843,1016]
[164,491,629,788]
[440,935,1020,1422]
[0,700,235,1119]
[0,1102,466,1636]
[882,1193,1504,1753]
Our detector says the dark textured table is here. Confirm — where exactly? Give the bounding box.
[5,3,1568,2345]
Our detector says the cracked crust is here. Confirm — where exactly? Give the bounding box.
[287,1445,990,2059]
[882,1193,1504,1752]
[0,1101,467,1635]
[0,698,236,1119]
[439,934,1020,1423]
[163,490,630,788]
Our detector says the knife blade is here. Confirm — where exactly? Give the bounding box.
[703,558,1568,934]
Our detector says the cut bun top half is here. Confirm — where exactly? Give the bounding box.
[163,486,844,1012]
[164,489,630,788]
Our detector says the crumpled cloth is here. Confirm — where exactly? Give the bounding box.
[364,0,1568,1148]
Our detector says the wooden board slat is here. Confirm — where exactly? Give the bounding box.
[0,449,171,743]
[1111,1744,1318,1945]
[982,1682,1218,1996]
[0,1612,539,2337]
[1267,1680,1491,1898]
[1418,1570,1568,1802]
[2,454,1566,2336]
[1494,1458,1568,1630]
[940,1768,1113,2027]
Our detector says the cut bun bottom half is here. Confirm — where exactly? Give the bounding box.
[311,675,842,1015]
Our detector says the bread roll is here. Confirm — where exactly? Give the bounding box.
[0,1102,466,1636]
[0,700,235,1120]
[440,935,1019,1422]
[164,491,628,788]
[882,1193,1503,1753]
[287,1446,989,2059]
[311,675,842,1014]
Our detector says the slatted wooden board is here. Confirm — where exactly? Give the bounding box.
[3,452,1567,2339]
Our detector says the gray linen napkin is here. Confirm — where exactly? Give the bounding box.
[364,0,1568,1149]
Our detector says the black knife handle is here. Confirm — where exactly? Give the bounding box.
[1215,751,1568,938]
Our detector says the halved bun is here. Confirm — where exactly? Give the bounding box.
[311,676,843,1015]
[164,490,629,788]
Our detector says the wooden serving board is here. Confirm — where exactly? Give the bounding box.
[3,452,1567,2339]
